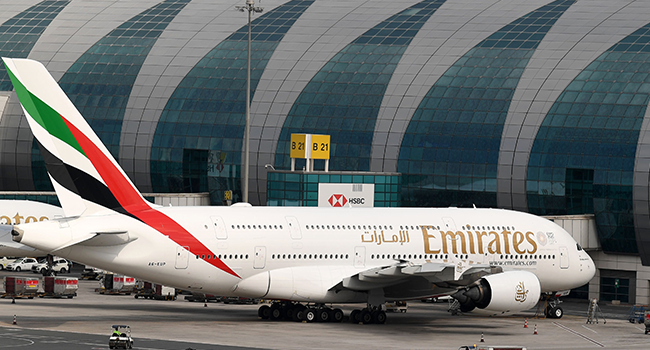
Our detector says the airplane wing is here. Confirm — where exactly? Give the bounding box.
[333,260,493,293]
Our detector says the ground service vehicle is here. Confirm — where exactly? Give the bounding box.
[109,325,133,349]
[5,257,38,272]
[5,58,596,324]
[81,266,103,279]
[32,257,71,274]
[0,256,15,270]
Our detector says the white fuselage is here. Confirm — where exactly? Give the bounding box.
[16,206,595,303]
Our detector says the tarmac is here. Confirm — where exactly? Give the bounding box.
[1,266,648,350]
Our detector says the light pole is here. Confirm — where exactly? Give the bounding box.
[236,0,263,203]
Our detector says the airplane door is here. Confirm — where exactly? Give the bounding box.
[285,216,302,239]
[254,246,266,269]
[175,246,189,269]
[354,246,365,268]
[211,216,227,240]
[442,217,457,231]
[559,246,569,269]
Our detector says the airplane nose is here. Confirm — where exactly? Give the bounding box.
[582,253,596,283]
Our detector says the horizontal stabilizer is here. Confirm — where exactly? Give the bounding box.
[51,233,97,252]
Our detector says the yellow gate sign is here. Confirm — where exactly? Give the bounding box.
[224,190,232,201]
[290,134,307,159]
[310,134,330,160]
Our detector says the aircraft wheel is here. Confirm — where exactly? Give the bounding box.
[292,309,303,322]
[270,304,283,320]
[372,310,387,324]
[293,305,306,322]
[258,305,270,319]
[331,308,344,322]
[317,308,330,322]
[550,306,563,319]
[360,309,373,324]
[350,309,360,323]
[304,308,317,323]
[285,307,295,321]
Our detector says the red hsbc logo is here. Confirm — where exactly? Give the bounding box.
[328,194,347,207]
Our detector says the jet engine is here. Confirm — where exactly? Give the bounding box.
[452,270,541,314]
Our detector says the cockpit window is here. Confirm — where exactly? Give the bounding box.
[576,243,583,251]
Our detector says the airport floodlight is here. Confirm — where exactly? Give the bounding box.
[235,0,263,204]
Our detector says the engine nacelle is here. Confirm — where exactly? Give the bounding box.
[453,270,541,315]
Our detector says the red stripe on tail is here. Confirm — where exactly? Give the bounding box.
[61,116,240,278]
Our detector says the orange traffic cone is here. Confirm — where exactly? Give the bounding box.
[524,318,528,328]
[480,332,485,342]
[13,315,17,325]
[533,324,538,335]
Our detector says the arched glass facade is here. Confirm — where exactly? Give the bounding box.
[527,22,650,254]
[398,0,575,207]
[31,0,190,191]
[151,0,314,203]
[2,0,650,262]
[0,0,69,91]
[275,0,446,172]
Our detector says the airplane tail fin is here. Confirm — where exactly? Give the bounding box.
[2,58,152,217]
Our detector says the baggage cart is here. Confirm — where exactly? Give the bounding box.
[97,274,135,295]
[153,284,176,300]
[23,278,39,296]
[2,277,35,299]
[40,276,78,298]
[134,281,154,299]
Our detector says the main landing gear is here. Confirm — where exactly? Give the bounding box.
[349,306,387,324]
[258,302,344,323]
[257,302,388,324]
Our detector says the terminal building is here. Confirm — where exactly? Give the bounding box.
[1,0,650,305]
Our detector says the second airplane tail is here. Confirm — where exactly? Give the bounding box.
[2,57,152,217]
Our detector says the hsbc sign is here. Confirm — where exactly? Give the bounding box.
[318,183,374,207]
[328,194,348,207]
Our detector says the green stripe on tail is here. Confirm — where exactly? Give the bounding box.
[4,63,86,158]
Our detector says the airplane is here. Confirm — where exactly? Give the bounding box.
[2,57,595,324]
[0,200,63,257]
